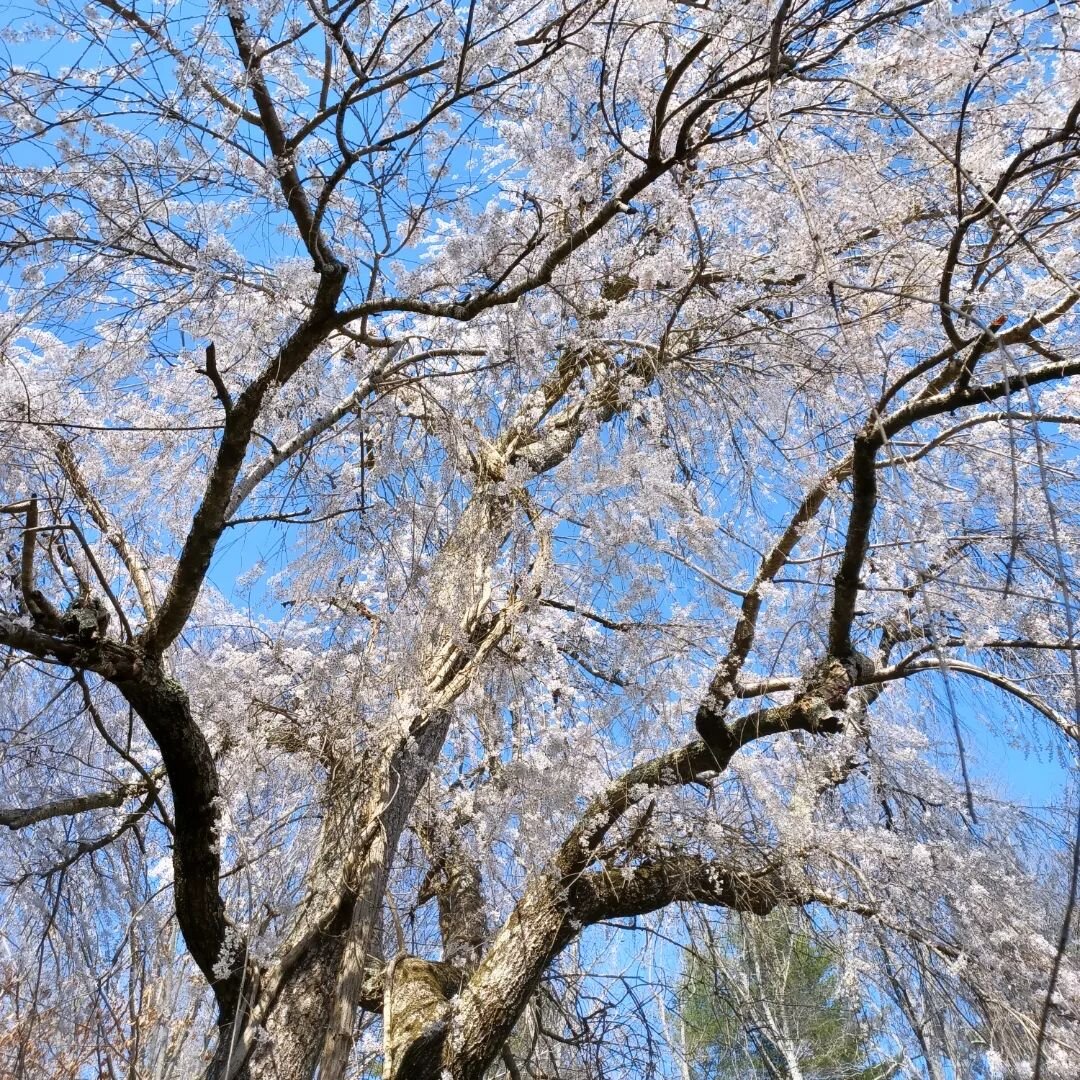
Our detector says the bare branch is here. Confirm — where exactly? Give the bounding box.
[1,766,164,830]
[54,439,158,622]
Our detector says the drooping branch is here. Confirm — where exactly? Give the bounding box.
[936,94,1080,348]
[0,609,231,989]
[894,657,1080,743]
[884,348,1080,437]
[1,765,164,830]
[825,346,1080,658]
[880,412,1080,468]
[735,645,1080,749]
[574,689,850,882]
[91,0,260,128]
[11,785,160,884]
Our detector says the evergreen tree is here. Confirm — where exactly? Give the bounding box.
[682,914,896,1080]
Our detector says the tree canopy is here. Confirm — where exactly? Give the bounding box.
[0,0,1078,1077]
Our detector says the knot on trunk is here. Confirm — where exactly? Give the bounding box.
[62,595,110,641]
[802,655,853,708]
[799,650,875,722]
[693,698,733,753]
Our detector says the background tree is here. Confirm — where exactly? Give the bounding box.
[0,1,1079,1079]
[682,910,896,1080]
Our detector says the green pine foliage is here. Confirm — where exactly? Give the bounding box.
[682,915,897,1080]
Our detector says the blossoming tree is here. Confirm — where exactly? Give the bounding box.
[1,0,1078,1077]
